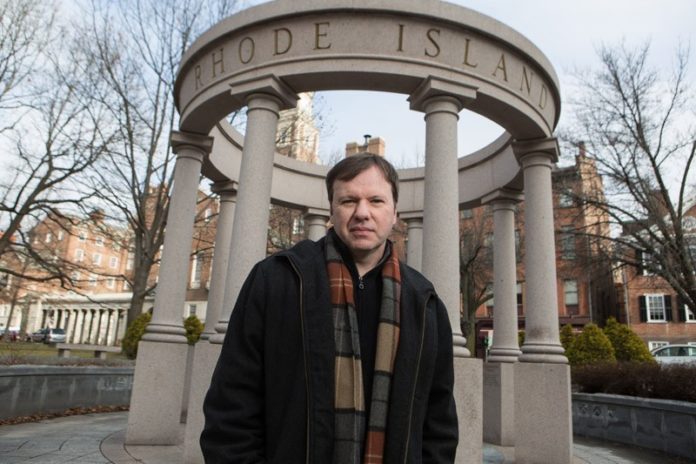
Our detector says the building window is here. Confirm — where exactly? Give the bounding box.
[75,249,85,262]
[107,278,115,289]
[109,256,119,269]
[564,280,579,315]
[516,282,524,315]
[189,304,197,317]
[559,190,574,208]
[639,294,671,322]
[560,226,575,260]
[57,231,64,241]
[648,341,668,351]
[95,236,104,247]
[89,276,97,287]
[92,253,102,266]
[79,231,87,242]
[460,209,473,219]
[45,232,52,243]
[204,208,213,222]
[292,217,304,236]
[684,304,696,323]
[639,250,661,276]
[514,229,521,259]
[190,253,202,289]
[126,253,134,270]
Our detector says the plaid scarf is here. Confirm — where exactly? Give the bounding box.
[326,232,401,464]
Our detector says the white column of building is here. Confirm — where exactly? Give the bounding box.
[211,84,298,344]
[512,138,572,464]
[401,213,423,272]
[410,77,482,464]
[481,190,523,446]
[304,208,329,241]
[183,181,237,463]
[127,131,214,445]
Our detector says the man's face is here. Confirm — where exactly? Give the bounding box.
[330,165,397,266]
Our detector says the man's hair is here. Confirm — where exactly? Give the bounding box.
[325,153,399,203]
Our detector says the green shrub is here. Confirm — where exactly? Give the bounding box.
[184,315,204,345]
[565,323,615,366]
[122,312,151,360]
[518,330,525,347]
[560,324,575,352]
[602,317,654,363]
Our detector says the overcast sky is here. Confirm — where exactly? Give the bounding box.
[302,0,696,167]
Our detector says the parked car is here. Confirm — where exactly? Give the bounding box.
[30,328,67,344]
[651,344,696,365]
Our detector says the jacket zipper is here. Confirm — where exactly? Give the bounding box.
[402,293,430,463]
[286,258,311,464]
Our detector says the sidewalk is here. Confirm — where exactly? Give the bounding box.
[0,411,692,463]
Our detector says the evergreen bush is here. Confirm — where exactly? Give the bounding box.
[560,324,575,352]
[602,317,654,363]
[122,312,151,360]
[565,323,615,366]
[184,315,204,345]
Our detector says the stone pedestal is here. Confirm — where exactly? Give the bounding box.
[126,341,190,444]
[183,341,223,463]
[514,362,572,464]
[483,362,515,446]
[454,357,482,464]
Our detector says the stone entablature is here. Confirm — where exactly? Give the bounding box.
[175,0,559,138]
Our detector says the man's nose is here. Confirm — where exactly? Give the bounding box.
[354,199,370,218]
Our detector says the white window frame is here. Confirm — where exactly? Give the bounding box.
[646,294,667,322]
[45,232,52,243]
[126,252,134,271]
[559,191,573,208]
[57,231,64,241]
[79,231,87,242]
[648,341,669,351]
[89,276,97,287]
[92,253,102,266]
[190,253,201,289]
[95,236,104,247]
[109,256,119,269]
[75,249,85,262]
[106,278,115,289]
[685,304,696,323]
[189,304,197,317]
[564,280,578,305]
[292,217,304,235]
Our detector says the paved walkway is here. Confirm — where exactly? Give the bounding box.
[0,412,692,463]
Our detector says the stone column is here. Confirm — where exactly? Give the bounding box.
[104,309,113,346]
[512,138,571,464]
[401,213,423,272]
[127,131,213,445]
[410,77,481,464]
[481,190,523,446]
[185,78,297,463]
[304,208,329,241]
[211,82,298,344]
[183,181,237,463]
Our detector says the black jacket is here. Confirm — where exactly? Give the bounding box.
[201,237,458,463]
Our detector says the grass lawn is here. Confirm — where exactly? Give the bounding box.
[0,340,131,365]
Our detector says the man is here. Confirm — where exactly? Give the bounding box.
[201,153,458,463]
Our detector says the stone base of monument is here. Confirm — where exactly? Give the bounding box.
[183,341,223,464]
[483,362,516,446]
[454,357,483,464]
[514,362,572,464]
[126,340,189,445]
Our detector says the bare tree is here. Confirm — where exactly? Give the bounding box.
[0,6,115,290]
[459,208,494,354]
[0,0,55,133]
[561,41,696,312]
[77,0,243,325]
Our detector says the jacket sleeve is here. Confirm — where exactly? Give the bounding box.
[422,297,459,463]
[200,263,268,464]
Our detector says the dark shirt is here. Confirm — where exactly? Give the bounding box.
[330,229,390,417]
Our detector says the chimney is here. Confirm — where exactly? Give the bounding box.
[89,208,105,223]
[344,135,386,157]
